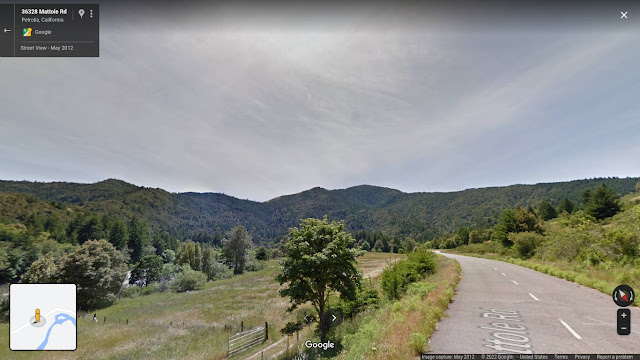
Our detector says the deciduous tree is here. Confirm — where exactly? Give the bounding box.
[277,217,362,340]
[57,239,127,309]
[130,255,163,287]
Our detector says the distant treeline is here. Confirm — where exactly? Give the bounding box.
[0,177,637,243]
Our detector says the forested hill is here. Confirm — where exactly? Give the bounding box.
[0,177,637,242]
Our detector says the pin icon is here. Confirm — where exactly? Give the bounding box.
[78,9,85,19]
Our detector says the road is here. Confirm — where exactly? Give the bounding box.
[428,252,640,354]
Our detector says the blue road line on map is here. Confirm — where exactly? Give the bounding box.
[37,313,76,350]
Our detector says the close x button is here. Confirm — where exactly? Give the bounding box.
[617,309,631,335]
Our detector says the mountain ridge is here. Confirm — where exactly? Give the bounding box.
[0,177,637,242]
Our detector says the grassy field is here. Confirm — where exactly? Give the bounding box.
[357,252,404,279]
[0,252,403,360]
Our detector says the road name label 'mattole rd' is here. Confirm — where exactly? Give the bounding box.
[480,308,532,354]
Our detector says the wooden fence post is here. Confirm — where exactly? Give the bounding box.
[103,316,106,324]
[241,320,244,332]
[265,322,269,341]
[126,318,129,325]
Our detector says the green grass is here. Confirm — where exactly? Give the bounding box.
[1,252,399,360]
[0,260,300,360]
[332,254,461,359]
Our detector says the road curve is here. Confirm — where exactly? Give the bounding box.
[428,252,640,354]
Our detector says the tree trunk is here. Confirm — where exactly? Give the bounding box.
[318,289,326,340]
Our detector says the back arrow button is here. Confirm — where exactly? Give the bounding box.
[3,28,10,33]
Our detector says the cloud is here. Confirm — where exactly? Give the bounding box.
[1,3,639,200]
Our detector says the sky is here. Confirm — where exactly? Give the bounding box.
[1,1,639,201]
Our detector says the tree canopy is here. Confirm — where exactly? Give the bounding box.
[57,239,127,310]
[583,184,621,220]
[130,255,163,287]
[222,226,252,274]
[557,198,575,214]
[277,217,363,340]
[538,200,558,221]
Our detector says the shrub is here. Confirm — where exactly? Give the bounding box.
[409,332,429,355]
[328,280,380,318]
[245,259,264,272]
[381,251,437,299]
[204,261,232,280]
[0,294,8,322]
[121,286,143,298]
[601,229,639,259]
[170,269,207,292]
[255,247,269,261]
[270,249,284,259]
[510,232,543,259]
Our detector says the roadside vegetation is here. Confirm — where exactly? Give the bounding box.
[435,182,640,299]
[280,251,460,359]
[275,216,461,359]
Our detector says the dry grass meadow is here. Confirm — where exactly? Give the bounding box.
[0,252,404,360]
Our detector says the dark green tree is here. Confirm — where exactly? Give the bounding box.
[468,230,483,244]
[200,246,216,281]
[557,198,575,214]
[454,226,471,246]
[495,209,516,246]
[128,217,150,263]
[222,226,252,274]
[77,215,104,244]
[537,200,558,221]
[277,217,362,340]
[255,246,269,261]
[581,189,592,207]
[129,255,163,286]
[57,239,127,309]
[360,240,371,251]
[584,184,621,220]
[108,219,128,249]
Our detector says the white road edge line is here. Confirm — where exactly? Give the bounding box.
[512,280,519,285]
[501,273,506,276]
[559,319,582,340]
[529,293,540,301]
[493,267,498,270]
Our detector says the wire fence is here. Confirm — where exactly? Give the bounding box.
[228,322,268,357]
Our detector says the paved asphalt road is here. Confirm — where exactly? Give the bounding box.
[428,252,640,354]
